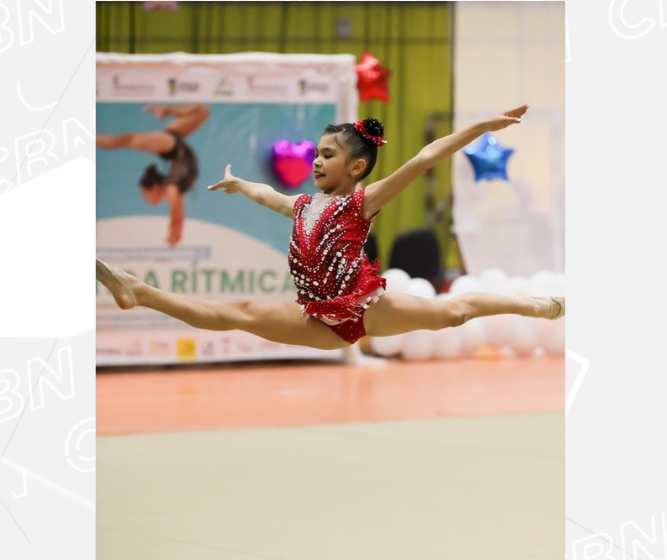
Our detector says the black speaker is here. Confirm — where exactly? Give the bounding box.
[388,229,443,292]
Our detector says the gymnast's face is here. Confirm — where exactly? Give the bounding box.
[140,184,164,205]
[313,134,366,194]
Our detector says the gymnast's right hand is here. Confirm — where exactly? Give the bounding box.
[208,164,240,194]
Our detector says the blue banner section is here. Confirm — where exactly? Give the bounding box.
[96,102,335,253]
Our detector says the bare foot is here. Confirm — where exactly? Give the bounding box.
[96,259,138,310]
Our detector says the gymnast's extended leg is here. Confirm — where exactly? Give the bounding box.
[96,260,348,351]
[96,131,175,154]
[363,291,564,338]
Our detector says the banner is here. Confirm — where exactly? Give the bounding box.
[96,53,358,365]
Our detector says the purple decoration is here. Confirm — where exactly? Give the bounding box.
[144,2,178,11]
[271,140,317,188]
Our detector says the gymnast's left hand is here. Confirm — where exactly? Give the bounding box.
[208,164,241,194]
[485,105,528,131]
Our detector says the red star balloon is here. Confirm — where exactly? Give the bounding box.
[355,52,390,102]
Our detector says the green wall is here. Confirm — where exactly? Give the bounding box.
[97,1,455,271]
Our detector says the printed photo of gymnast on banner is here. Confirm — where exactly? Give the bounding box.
[97,102,204,247]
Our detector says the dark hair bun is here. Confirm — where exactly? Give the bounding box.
[364,118,384,138]
[140,163,165,189]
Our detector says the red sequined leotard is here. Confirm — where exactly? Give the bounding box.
[289,186,386,342]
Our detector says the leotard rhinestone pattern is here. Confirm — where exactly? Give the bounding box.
[289,186,386,324]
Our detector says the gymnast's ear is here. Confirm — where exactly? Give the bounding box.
[349,157,367,180]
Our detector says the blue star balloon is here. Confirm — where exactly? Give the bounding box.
[463,133,514,182]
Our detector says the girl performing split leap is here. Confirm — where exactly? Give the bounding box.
[96,105,564,351]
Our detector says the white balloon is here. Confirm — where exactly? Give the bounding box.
[449,275,483,295]
[406,278,437,299]
[382,268,412,293]
[458,320,486,357]
[482,314,514,348]
[402,330,436,361]
[370,334,405,357]
[509,276,531,296]
[507,316,539,357]
[433,327,461,359]
[480,268,511,295]
[530,270,558,296]
[542,318,565,356]
[535,317,553,346]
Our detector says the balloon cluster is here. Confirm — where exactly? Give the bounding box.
[370,269,565,361]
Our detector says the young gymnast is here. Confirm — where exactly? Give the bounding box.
[96,104,564,352]
[96,103,208,247]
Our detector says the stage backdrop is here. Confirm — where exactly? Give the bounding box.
[96,52,357,365]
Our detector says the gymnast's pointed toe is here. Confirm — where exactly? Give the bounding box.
[549,296,565,320]
[96,259,137,310]
[96,259,114,283]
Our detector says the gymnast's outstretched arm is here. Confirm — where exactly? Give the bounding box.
[208,164,299,220]
[164,183,185,247]
[361,105,528,220]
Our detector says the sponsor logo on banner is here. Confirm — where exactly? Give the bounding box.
[201,340,216,357]
[97,346,123,356]
[125,339,144,357]
[246,75,289,96]
[258,339,282,351]
[298,79,331,96]
[213,77,235,97]
[149,340,173,357]
[219,335,234,357]
[112,74,155,96]
[168,78,201,96]
[234,333,259,354]
[177,338,197,361]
